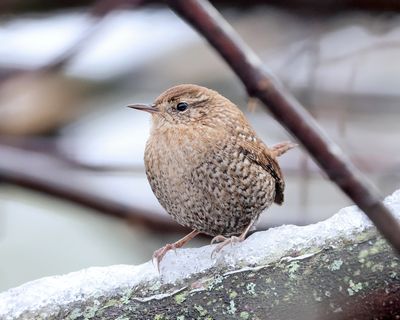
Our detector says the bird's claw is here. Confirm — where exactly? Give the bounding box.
[211,235,228,245]
[210,235,241,258]
[152,230,200,272]
[152,243,175,272]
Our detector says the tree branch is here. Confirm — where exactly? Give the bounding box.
[1,191,399,319]
[164,0,400,254]
[43,0,146,73]
[0,144,186,233]
[0,0,145,78]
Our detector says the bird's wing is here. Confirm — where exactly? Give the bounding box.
[239,141,285,205]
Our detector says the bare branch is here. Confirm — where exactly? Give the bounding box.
[165,0,400,253]
[0,143,186,233]
[1,192,399,319]
[0,0,145,78]
[43,0,146,73]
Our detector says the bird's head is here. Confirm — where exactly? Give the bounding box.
[128,84,243,129]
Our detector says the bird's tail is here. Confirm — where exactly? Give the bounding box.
[271,141,297,157]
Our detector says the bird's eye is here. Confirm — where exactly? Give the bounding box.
[176,102,188,112]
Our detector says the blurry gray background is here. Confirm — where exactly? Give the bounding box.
[0,2,399,291]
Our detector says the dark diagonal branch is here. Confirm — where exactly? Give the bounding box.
[0,144,186,233]
[165,0,400,253]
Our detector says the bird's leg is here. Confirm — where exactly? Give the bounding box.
[271,141,297,157]
[211,217,257,258]
[153,230,200,271]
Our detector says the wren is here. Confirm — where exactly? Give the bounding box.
[128,84,295,269]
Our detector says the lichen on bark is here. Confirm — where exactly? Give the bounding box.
[11,233,400,320]
[1,190,400,320]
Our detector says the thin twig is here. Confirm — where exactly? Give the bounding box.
[0,0,145,77]
[0,144,186,233]
[44,0,146,72]
[0,137,146,173]
[165,0,400,253]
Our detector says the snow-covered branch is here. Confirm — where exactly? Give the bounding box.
[1,191,399,319]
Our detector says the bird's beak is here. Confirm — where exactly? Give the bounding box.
[127,104,159,114]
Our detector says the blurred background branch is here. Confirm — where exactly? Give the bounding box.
[1,0,400,14]
[0,0,144,79]
[0,142,185,233]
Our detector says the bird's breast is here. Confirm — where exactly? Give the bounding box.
[144,126,219,187]
[146,126,218,166]
[144,126,220,219]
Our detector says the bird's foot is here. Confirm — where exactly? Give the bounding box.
[211,235,229,245]
[210,235,243,258]
[152,243,177,272]
[152,230,200,272]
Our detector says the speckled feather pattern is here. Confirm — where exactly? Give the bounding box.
[143,84,286,237]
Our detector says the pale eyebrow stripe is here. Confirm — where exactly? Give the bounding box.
[191,98,209,108]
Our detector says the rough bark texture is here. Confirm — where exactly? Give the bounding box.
[1,191,399,320]
[58,235,400,320]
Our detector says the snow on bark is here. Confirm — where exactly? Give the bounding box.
[0,190,399,319]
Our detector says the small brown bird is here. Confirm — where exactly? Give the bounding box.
[129,84,295,269]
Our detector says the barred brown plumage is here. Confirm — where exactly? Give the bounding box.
[128,84,295,269]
